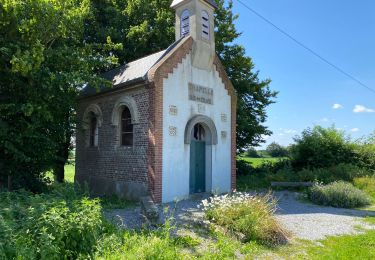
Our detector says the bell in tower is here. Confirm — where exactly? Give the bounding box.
[171,0,217,71]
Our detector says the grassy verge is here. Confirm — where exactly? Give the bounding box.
[238,156,287,168]
[303,230,375,259]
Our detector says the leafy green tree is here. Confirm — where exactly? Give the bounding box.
[266,142,288,157]
[290,126,356,169]
[246,147,260,158]
[84,0,175,68]
[0,0,117,189]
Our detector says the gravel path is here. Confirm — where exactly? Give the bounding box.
[105,191,375,241]
[275,191,375,240]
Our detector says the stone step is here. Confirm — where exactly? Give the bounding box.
[140,196,160,225]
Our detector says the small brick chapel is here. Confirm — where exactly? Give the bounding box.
[75,0,237,203]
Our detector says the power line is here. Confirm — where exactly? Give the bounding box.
[234,0,375,95]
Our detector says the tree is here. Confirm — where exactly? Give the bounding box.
[246,147,260,158]
[83,0,175,69]
[266,142,288,157]
[0,0,117,189]
[289,126,356,169]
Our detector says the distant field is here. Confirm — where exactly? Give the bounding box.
[46,164,75,183]
[239,156,288,168]
[64,164,75,183]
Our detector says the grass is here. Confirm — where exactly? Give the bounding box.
[64,163,75,183]
[304,230,375,259]
[45,163,75,183]
[238,156,287,168]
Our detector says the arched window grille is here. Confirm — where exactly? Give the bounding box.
[201,11,210,40]
[181,9,190,37]
[89,112,98,147]
[121,107,133,146]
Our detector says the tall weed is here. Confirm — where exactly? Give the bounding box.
[201,192,289,246]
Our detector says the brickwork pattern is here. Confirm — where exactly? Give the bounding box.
[147,37,194,203]
[76,87,150,189]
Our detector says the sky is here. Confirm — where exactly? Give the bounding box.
[230,0,375,148]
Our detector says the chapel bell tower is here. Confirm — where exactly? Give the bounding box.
[171,0,217,71]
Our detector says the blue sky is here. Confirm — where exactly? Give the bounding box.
[230,0,375,148]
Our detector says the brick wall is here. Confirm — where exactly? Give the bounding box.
[75,86,150,200]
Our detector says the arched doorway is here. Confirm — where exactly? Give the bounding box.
[185,115,218,195]
[190,123,206,193]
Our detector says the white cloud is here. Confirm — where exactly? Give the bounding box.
[353,105,375,113]
[284,129,297,134]
[350,128,360,132]
[321,117,329,122]
[332,103,343,109]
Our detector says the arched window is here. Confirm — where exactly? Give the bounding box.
[201,11,210,40]
[181,9,190,37]
[89,112,98,147]
[121,107,133,146]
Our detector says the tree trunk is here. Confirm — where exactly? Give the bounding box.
[7,175,12,191]
[54,132,72,183]
[54,163,65,183]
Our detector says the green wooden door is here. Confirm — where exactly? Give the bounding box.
[190,140,206,193]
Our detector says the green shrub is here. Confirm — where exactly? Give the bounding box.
[246,147,260,158]
[0,184,192,259]
[290,126,356,169]
[296,163,371,184]
[0,185,105,259]
[201,192,289,246]
[308,181,372,208]
[236,159,256,176]
[266,142,289,157]
[354,134,375,170]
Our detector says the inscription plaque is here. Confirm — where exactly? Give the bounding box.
[188,83,213,105]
